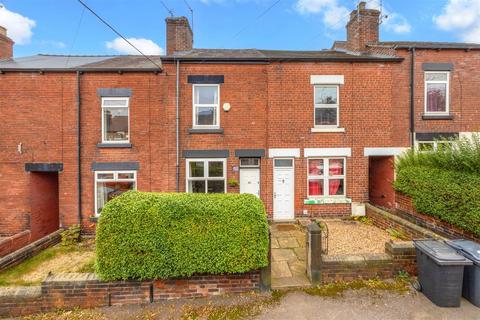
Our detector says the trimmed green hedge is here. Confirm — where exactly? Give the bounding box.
[95,191,269,281]
[394,166,480,237]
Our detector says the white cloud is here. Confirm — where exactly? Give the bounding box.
[295,0,349,30]
[106,37,164,55]
[0,4,36,44]
[366,1,411,34]
[434,0,480,43]
[295,0,410,33]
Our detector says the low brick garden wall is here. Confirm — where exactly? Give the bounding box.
[0,230,61,272]
[319,241,416,283]
[365,203,443,240]
[0,271,262,318]
[395,192,478,241]
[0,230,31,257]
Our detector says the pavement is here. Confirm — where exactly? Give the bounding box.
[256,289,480,320]
[270,223,311,289]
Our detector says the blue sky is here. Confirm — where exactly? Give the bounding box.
[1,0,478,57]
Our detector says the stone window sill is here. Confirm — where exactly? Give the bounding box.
[311,127,346,133]
[304,197,352,205]
[188,128,224,134]
[422,114,454,120]
[88,216,98,222]
[97,143,132,148]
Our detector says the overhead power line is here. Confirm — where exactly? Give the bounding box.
[160,0,174,17]
[77,0,162,70]
[232,0,282,39]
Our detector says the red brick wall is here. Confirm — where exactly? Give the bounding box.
[0,271,260,318]
[368,156,395,209]
[0,34,13,59]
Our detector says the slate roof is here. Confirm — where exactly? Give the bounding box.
[0,54,162,71]
[371,41,480,49]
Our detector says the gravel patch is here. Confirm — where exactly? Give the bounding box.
[323,220,391,255]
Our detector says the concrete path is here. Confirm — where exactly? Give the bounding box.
[270,223,311,289]
[256,290,480,320]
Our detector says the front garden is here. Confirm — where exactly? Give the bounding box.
[394,135,480,238]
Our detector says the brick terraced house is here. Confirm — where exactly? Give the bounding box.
[1,2,480,239]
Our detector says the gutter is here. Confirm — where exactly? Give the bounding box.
[409,47,415,147]
[76,71,83,229]
[175,59,180,192]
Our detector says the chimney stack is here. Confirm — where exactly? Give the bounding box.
[0,26,14,59]
[346,1,380,52]
[165,17,193,55]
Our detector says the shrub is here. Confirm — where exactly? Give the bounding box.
[394,166,480,237]
[95,191,269,281]
[60,225,81,247]
[396,134,480,174]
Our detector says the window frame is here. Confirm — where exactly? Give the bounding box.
[192,84,220,129]
[416,140,454,153]
[94,170,137,216]
[101,97,130,144]
[307,157,346,198]
[424,71,450,115]
[186,158,227,193]
[313,84,340,128]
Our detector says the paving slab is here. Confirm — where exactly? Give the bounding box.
[278,237,299,249]
[271,261,292,278]
[272,248,297,262]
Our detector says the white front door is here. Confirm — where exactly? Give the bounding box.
[273,159,295,220]
[240,168,260,197]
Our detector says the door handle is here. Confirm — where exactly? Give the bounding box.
[273,192,276,198]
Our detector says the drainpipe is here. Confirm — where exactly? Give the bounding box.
[76,71,83,229]
[409,47,416,147]
[175,59,180,192]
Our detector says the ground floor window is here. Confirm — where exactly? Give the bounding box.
[186,159,226,193]
[95,171,136,215]
[307,158,345,197]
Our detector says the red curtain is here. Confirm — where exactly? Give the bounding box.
[427,88,446,112]
[328,160,343,195]
[309,180,323,196]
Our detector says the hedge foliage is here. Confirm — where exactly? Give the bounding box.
[394,165,480,237]
[396,134,480,174]
[95,191,269,281]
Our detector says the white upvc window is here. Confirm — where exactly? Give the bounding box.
[424,71,449,115]
[416,140,454,152]
[192,85,220,128]
[314,85,339,128]
[186,158,226,193]
[101,97,130,143]
[307,158,345,197]
[94,171,136,216]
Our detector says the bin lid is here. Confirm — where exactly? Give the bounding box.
[446,239,480,265]
[414,240,473,266]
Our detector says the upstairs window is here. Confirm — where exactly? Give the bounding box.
[314,85,339,127]
[307,158,345,197]
[193,85,220,128]
[95,171,136,215]
[186,159,226,193]
[425,72,449,114]
[417,140,454,152]
[102,97,129,143]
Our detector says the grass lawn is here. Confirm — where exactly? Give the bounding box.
[0,239,96,287]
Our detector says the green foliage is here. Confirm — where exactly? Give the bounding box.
[394,166,480,237]
[396,134,480,174]
[354,216,372,225]
[95,191,269,281]
[386,228,409,241]
[60,225,81,247]
[228,178,239,187]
